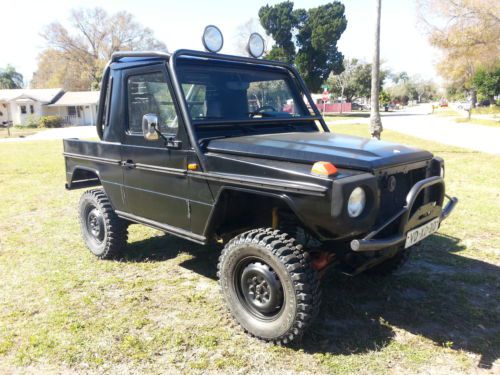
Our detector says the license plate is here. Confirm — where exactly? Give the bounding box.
[405,218,440,248]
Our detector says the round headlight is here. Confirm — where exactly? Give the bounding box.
[348,187,366,218]
[247,33,265,58]
[202,25,224,53]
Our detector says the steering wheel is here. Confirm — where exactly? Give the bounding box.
[249,105,277,117]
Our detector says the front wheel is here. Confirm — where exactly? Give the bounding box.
[217,228,321,344]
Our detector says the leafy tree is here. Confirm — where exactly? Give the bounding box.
[418,0,500,105]
[387,75,437,105]
[472,66,500,102]
[258,1,300,64]
[31,49,90,91]
[379,90,391,106]
[0,65,23,89]
[390,71,409,84]
[33,7,166,90]
[414,78,438,102]
[258,1,347,92]
[328,59,387,103]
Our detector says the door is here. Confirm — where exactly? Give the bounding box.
[83,106,92,125]
[121,65,190,230]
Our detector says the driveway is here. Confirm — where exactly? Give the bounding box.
[328,105,500,155]
[0,125,97,143]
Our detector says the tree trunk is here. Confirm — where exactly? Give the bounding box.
[471,90,477,109]
[369,0,383,140]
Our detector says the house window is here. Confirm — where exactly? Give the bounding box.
[20,105,27,114]
[30,105,34,114]
[68,106,77,116]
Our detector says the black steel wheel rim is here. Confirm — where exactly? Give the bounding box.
[84,205,105,244]
[234,257,285,320]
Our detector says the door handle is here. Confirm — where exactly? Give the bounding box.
[122,160,136,169]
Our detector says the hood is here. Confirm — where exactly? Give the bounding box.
[206,132,432,171]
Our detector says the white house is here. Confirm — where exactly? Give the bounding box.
[0,88,63,126]
[48,91,100,126]
[0,89,99,126]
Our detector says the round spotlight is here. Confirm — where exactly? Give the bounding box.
[202,25,224,53]
[247,33,265,58]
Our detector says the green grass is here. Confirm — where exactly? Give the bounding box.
[455,118,500,127]
[471,106,500,115]
[0,131,499,373]
[324,112,370,121]
[432,108,461,117]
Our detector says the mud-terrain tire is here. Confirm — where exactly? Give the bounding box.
[217,228,321,344]
[79,189,128,259]
[367,245,412,276]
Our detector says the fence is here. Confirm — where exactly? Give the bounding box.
[317,102,352,113]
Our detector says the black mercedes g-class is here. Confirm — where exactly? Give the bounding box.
[63,29,457,344]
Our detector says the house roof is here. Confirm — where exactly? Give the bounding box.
[50,91,99,106]
[0,88,63,103]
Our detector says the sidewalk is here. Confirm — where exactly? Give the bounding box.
[0,126,96,143]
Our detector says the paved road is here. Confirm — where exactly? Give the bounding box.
[328,105,500,155]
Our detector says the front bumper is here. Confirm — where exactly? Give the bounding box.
[350,176,458,252]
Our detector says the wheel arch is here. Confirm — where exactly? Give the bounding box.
[66,166,102,190]
[203,186,310,241]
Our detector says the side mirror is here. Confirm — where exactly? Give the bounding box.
[142,113,159,141]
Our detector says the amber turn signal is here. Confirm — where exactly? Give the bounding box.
[187,163,198,171]
[311,161,338,176]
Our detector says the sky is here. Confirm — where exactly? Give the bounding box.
[0,0,440,87]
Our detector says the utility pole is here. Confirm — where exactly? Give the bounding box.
[369,0,383,140]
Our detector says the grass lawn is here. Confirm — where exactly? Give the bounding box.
[455,118,500,128]
[0,127,499,374]
[472,106,500,115]
[324,112,370,121]
[432,108,461,117]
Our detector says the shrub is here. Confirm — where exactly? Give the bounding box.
[25,116,39,128]
[38,116,63,128]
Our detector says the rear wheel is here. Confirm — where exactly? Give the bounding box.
[79,189,128,259]
[218,228,321,344]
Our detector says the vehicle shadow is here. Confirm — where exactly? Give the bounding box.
[303,233,499,369]
[120,232,499,369]
[121,233,221,280]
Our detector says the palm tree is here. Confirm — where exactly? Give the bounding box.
[0,65,24,89]
[369,0,383,140]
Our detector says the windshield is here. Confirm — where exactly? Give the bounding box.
[176,59,311,123]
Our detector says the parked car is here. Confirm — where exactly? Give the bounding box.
[351,102,368,111]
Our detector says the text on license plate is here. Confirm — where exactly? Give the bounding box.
[405,218,440,248]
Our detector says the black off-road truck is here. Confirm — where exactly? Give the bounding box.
[63,48,457,344]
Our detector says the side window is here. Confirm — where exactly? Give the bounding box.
[127,72,177,134]
[102,76,112,128]
[182,83,207,120]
